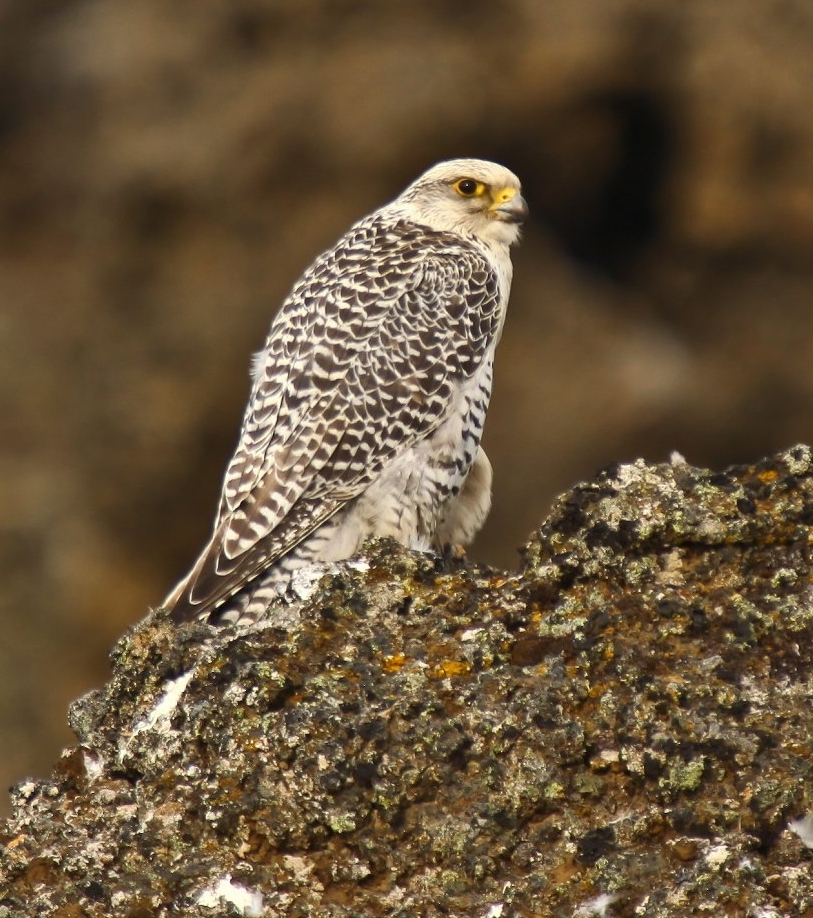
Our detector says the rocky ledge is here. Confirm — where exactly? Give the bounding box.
[3,446,813,917]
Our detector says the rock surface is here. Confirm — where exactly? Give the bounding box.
[3,446,813,916]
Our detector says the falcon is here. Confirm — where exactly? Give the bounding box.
[163,158,527,624]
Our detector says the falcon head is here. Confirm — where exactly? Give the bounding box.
[394,158,528,247]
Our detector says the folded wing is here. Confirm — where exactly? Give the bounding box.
[166,218,501,621]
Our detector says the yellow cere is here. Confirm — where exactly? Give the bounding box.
[491,186,518,206]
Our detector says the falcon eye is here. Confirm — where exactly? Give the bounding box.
[454,178,483,197]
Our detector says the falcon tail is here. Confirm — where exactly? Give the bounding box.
[161,523,270,624]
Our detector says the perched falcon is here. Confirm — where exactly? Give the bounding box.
[163,158,527,624]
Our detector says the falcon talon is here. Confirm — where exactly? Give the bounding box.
[161,159,526,625]
[440,542,468,562]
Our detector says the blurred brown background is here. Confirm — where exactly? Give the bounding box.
[2,0,813,813]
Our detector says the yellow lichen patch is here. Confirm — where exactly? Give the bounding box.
[381,653,407,673]
[433,660,472,678]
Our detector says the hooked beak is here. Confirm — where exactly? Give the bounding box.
[489,187,529,224]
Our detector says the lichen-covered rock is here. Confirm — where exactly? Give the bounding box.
[3,447,813,916]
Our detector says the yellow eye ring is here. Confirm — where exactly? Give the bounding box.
[454,178,485,197]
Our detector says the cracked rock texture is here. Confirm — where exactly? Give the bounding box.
[3,446,813,916]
